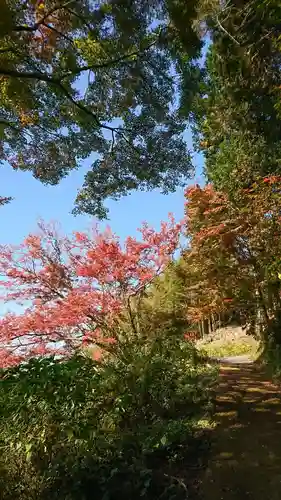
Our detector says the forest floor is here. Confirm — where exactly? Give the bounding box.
[197,357,281,500]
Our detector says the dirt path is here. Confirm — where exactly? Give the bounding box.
[199,359,281,500]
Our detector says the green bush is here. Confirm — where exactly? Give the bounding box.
[260,337,281,378]
[0,334,215,500]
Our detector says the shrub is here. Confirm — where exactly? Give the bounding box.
[0,332,215,500]
[260,336,281,378]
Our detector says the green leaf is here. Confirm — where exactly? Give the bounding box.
[160,435,167,446]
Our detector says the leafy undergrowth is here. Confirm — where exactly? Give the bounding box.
[259,341,281,379]
[0,337,217,500]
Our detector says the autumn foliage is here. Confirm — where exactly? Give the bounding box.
[2,175,281,368]
[184,177,281,337]
[0,216,181,368]
[0,217,215,500]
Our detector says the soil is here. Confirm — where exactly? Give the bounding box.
[198,357,281,500]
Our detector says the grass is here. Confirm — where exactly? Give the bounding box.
[198,340,259,360]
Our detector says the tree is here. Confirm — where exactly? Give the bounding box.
[0,0,202,217]
[139,259,191,339]
[184,177,281,340]
[193,0,281,193]
[184,184,253,329]
[0,215,181,367]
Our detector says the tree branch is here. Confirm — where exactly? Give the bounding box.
[0,66,140,149]
[60,40,158,79]
[41,22,74,44]
[55,80,112,131]
[0,42,154,83]
[0,47,15,54]
[0,67,129,139]
[127,296,138,335]
[12,0,76,33]
[216,16,240,45]
[0,67,55,83]
[0,119,20,132]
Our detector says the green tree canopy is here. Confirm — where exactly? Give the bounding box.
[0,0,202,217]
[194,0,281,193]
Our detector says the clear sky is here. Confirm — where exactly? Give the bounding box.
[0,35,209,246]
[0,129,204,245]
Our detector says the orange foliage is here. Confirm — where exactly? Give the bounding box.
[183,176,281,329]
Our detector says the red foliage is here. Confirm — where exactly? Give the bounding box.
[183,175,281,326]
[183,331,198,343]
[263,176,281,184]
[0,216,182,367]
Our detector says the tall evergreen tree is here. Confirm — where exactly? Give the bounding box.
[194,0,281,193]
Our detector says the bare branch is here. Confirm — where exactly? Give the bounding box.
[216,16,240,45]
[56,81,110,130]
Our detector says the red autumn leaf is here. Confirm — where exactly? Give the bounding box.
[0,216,181,367]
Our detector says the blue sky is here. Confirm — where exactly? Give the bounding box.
[0,32,209,246]
[1,35,210,246]
[0,129,204,245]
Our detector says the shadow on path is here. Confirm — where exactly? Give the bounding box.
[199,358,281,499]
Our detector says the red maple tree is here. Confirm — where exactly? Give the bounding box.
[0,216,182,368]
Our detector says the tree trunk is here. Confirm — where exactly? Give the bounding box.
[208,316,212,335]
